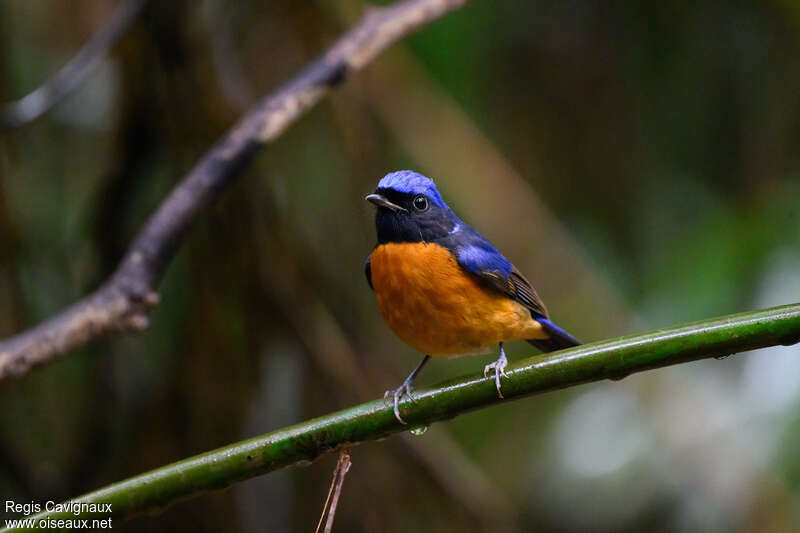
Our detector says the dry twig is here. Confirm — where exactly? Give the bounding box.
[316,450,352,533]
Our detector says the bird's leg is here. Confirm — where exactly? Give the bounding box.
[385,355,430,424]
[484,342,510,399]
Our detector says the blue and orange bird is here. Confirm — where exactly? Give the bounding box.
[364,170,582,423]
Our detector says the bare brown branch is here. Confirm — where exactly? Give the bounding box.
[0,0,468,381]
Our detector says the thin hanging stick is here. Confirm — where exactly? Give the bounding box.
[316,450,352,533]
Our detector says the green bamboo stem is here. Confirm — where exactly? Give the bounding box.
[4,303,800,530]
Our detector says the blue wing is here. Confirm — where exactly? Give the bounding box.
[441,226,581,350]
[451,226,513,279]
[443,226,549,318]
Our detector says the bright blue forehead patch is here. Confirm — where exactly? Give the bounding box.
[377,170,446,207]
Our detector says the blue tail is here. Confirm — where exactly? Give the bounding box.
[527,317,582,353]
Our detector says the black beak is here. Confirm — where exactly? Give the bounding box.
[365,193,407,213]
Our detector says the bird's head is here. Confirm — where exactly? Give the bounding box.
[366,170,459,244]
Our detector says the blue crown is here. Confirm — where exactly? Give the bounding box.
[377,170,446,207]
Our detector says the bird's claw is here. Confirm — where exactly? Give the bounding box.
[484,358,509,399]
[384,382,415,424]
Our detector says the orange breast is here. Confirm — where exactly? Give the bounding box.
[370,242,547,356]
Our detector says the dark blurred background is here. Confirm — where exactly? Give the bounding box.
[2,1,800,531]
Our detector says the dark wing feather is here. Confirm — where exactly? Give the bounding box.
[364,253,373,290]
[471,266,548,319]
[477,268,582,352]
[508,268,549,319]
[506,271,583,350]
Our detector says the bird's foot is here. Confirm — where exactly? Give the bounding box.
[384,381,416,425]
[484,346,509,399]
[384,355,430,425]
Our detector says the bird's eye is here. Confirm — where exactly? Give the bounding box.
[412,195,429,211]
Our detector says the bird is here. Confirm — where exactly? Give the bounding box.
[364,170,581,423]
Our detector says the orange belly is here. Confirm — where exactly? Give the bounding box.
[370,242,547,356]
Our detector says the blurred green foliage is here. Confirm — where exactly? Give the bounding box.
[2,0,800,531]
